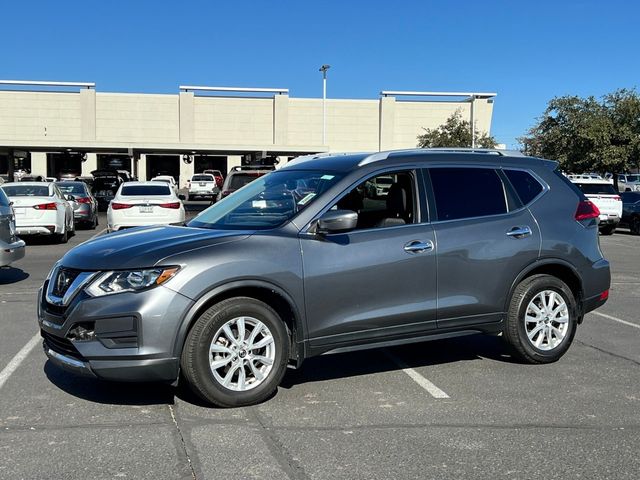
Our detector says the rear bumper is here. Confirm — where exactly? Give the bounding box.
[0,238,26,267]
[598,214,620,226]
[16,226,57,235]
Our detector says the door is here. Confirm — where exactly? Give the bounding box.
[301,169,438,348]
[426,167,541,328]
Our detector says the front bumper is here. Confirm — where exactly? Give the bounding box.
[38,282,194,382]
[0,238,26,267]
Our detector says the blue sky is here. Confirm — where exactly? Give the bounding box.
[3,0,638,148]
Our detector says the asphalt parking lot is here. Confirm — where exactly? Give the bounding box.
[0,207,638,480]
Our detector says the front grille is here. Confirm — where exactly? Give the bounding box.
[42,331,85,361]
[51,268,82,298]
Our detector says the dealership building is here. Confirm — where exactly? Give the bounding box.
[0,80,495,187]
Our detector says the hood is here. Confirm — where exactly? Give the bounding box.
[60,225,252,270]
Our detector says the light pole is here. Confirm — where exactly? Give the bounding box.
[319,64,330,146]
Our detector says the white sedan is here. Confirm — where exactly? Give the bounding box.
[150,175,179,193]
[0,182,75,243]
[107,181,185,232]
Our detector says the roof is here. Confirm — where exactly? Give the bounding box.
[283,149,555,172]
[0,181,52,188]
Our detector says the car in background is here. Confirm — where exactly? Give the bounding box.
[58,170,81,181]
[56,181,99,229]
[0,182,75,243]
[151,175,178,193]
[187,174,219,200]
[620,191,640,235]
[216,165,275,201]
[202,169,224,189]
[570,178,622,235]
[107,181,185,232]
[617,173,640,192]
[91,170,122,211]
[0,187,25,267]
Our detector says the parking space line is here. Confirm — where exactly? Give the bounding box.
[88,227,107,241]
[0,332,40,390]
[384,350,450,399]
[591,311,640,330]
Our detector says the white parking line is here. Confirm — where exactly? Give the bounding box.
[384,350,450,399]
[88,227,107,241]
[0,333,40,390]
[592,311,640,330]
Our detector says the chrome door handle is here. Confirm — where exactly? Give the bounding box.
[506,226,532,238]
[404,240,434,254]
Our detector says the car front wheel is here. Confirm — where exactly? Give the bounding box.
[503,274,577,364]
[181,297,290,407]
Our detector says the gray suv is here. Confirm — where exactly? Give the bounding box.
[38,150,611,407]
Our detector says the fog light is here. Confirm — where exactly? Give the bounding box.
[67,323,96,342]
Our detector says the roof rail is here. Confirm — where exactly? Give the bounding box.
[358,148,524,166]
[230,165,276,172]
[286,152,365,167]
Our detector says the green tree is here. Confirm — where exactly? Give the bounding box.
[417,109,497,148]
[519,89,640,176]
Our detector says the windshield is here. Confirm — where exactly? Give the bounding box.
[57,183,87,194]
[121,185,171,196]
[1,185,51,197]
[189,170,343,230]
[576,183,617,195]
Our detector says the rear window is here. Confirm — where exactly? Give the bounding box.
[504,170,544,205]
[429,168,507,221]
[121,185,171,196]
[57,183,87,194]
[192,175,214,182]
[229,173,262,190]
[1,185,51,197]
[575,183,617,195]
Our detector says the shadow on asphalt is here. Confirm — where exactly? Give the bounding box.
[42,332,518,407]
[280,334,518,389]
[44,361,175,406]
[0,266,29,284]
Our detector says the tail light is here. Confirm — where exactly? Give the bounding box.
[159,202,181,209]
[599,289,609,301]
[34,203,58,210]
[111,202,133,210]
[575,200,600,221]
[76,197,92,204]
[613,195,621,201]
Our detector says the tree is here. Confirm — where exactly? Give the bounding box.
[519,89,640,176]
[417,109,498,149]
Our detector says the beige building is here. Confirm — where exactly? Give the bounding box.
[0,81,495,187]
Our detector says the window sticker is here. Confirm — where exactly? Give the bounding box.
[298,193,316,205]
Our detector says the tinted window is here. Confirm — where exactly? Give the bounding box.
[575,183,617,195]
[192,175,214,182]
[57,183,87,194]
[229,173,262,190]
[430,168,507,221]
[121,185,171,196]
[504,170,544,205]
[1,185,52,197]
[0,188,9,207]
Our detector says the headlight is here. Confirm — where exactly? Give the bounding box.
[85,266,179,297]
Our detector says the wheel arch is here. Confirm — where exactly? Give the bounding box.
[173,280,306,366]
[506,259,584,320]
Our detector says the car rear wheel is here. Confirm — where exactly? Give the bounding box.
[503,274,577,364]
[599,225,616,235]
[55,218,69,244]
[181,297,289,407]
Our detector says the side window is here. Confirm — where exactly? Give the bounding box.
[429,168,507,221]
[504,169,544,205]
[334,170,417,230]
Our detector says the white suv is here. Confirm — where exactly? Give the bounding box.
[187,174,219,200]
[571,178,622,235]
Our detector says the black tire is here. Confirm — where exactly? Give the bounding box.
[503,274,577,364]
[630,216,640,235]
[56,222,68,244]
[181,297,290,408]
[599,225,616,235]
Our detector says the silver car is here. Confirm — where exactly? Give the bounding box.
[0,187,25,267]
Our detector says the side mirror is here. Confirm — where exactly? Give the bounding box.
[316,209,358,234]
[178,194,186,201]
